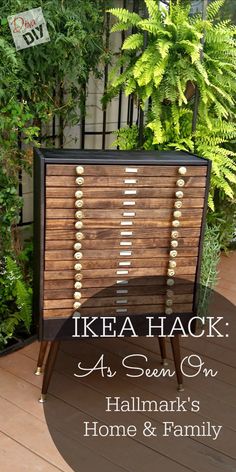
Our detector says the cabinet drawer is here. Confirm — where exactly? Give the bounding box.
[45,237,200,250]
[45,257,197,271]
[43,303,193,319]
[47,164,207,177]
[46,208,202,220]
[46,186,206,199]
[44,282,195,297]
[46,175,206,188]
[45,248,197,260]
[45,228,201,241]
[44,266,197,278]
[45,218,202,229]
[46,197,205,210]
[43,273,195,285]
[44,293,193,308]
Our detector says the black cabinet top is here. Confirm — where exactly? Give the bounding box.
[35,148,209,166]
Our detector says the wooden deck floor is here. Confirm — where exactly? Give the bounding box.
[0,252,236,472]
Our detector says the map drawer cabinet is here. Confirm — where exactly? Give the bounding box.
[33,149,211,400]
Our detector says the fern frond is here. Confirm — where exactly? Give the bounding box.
[16,279,32,332]
[108,9,141,26]
[122,33,144,51]
[144,0,159,19]
[207,0,225,20]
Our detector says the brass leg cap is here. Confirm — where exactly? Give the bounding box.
[35,367,43,376]
[177,384,184,392]
[162,358,168,367]
[38,394,47,403]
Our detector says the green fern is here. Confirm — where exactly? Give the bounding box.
[107,0,236,209]
[5,256,32,333]
[122,34,144,51]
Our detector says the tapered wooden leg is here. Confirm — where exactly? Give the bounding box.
[35,341,49,375]
[158,337,168,366]
[39,341,60,403]
[170,335,184,392]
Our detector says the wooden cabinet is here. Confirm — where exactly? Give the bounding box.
[33,150,211,340]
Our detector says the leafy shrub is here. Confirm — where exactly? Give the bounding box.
[0,1,107,349]
[198,225,221,316]
[0,256,32,349]
[107,0,236,211]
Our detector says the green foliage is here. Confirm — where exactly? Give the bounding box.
[0,256,32,349]
[197,225,221,317]
[107,0,236,211]
[113,125,140,150]
[207,190,236,250]
[0,1,107,349]
[0,168,22,252]
[0,0,107,125]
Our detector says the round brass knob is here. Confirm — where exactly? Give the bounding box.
[75,210,83,219]
[75,273,83,281]
[172,220,180,228]
[75,200,83,208]
[167,268,175,277]
[175,190,184,199]
[167,278,175,286]
[165,308,173,315]
[170,250,177,258]
[178,166,187,175]
[176,179,185,187]
[174,200,182,209]
[171,240,178,248]
[74,242,82,250]
[75,190,83,199]
[74,252,83,260]
[76,166,84,175]
[166,289,174,297]
[173,210,182,218]
[169,260,177,268]
[74,292,81,300]
[73,302,81,310]
[74,281,82,289]
[76,177,84,185]
[75,221,83,229]
[171,230,179,239]
[76,232,84,241]
[74,263,82,271]
[166,299,173,307]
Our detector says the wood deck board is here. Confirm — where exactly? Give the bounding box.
[0,252,235,471]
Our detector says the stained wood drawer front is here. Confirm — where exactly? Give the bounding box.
[46,219,202,229]
[44,291,193,305]
[45,248,198,259]
[45,258,197,271]
[44,283,194,297]
[47,164,207,177]
[44,274,195,286]
[43,304,193,319]
[39,157,209,327]
[44,266,197,278]
[46,187,206,199]
[46,175,206,188]
[46,197,204,209]
[45,237,200,250]
[45,228,201,240]
[46,208,203,219]
[45,245,198,261]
